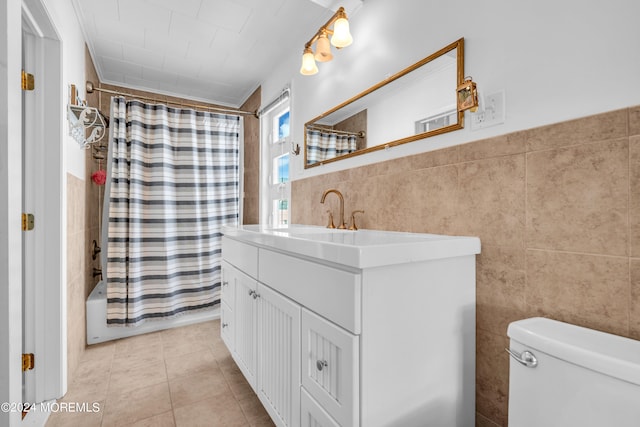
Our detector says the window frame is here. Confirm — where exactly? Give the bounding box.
[260,94,291,227]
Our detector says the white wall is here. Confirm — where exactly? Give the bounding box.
[261,0,640,180]
[42,0,87,179]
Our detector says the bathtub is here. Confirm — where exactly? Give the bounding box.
[86,281,219,345]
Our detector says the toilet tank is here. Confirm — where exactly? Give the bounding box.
[507,317,640,427]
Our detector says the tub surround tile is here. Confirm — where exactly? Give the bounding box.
[526,250,630,336]
[526,138,629,256]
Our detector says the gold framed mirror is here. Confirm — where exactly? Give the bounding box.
[304,38,464,168]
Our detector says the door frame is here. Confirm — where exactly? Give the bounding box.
[0,0,25,425]
[21,0,65,408]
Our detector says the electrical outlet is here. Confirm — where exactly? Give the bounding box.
[470,90,505,130]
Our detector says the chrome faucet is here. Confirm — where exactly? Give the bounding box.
[320,188,346,229]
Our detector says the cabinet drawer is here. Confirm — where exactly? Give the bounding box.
[259,249,361,334]
[221,261,236,308]
[222,236,258,279]
[220,301,234,350]
[301,387,341,427]
[301,309,359,427]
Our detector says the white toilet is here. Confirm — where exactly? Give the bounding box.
[507,317,640,427]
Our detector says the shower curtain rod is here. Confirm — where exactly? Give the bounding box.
[85,81,257,117]
[307,125,366,138]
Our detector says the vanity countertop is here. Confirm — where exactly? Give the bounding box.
[222,224,480,269]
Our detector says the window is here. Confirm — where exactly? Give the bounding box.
[414,108,457,133]
[260,93,291,227]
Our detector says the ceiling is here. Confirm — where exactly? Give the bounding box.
[71,0,361,107]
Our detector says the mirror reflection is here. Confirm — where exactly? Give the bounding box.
[305,38,464,168]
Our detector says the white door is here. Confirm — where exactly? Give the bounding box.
[21,20,37,408]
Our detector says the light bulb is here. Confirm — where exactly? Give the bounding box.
[314,32,333,62]
[300,48,318,75]
[331,17,353,48]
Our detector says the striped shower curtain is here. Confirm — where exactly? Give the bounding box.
[306,128,357,165]
[105,97,241,326]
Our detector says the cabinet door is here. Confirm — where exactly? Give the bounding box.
[301,387,341,427]
[256,283,301,427]
[220,262,236,350]
[301,309,359,427]
[233,267,258,390]
[220,301,234,350]
[221,261,235,308]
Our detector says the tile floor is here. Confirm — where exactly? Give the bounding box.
[46,319,275,427]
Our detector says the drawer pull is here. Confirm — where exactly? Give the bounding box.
[222,323,228,328]
[222,281,229,286]
[316,360,328,371]
[253,292,260,300]
[248,290,255,296]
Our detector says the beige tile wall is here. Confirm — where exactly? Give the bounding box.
[291,105,640,426]
[66,173,87,379]
[241,88,261,224]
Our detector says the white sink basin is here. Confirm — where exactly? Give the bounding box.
[223,224,480,269]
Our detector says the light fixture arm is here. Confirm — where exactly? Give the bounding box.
[304,7,347,49]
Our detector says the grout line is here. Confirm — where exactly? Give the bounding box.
[525,247,631,260]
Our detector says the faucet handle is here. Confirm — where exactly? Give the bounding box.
[326,210,336,229]
[348,210,364,230]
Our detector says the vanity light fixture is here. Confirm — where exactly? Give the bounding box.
[300,6,353,75]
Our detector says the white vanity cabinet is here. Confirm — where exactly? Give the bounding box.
[221,225,481,427]
[221,237,301,427]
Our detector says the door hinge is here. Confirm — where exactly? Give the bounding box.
[22,353,35,372]
[22,213,35,231]
[22,70,34,91]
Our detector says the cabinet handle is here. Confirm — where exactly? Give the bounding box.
[248,290,255,296]
[222,323,228,328]
[222,281,229,287]
[253,292,260,300]
[316,360,328,371]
